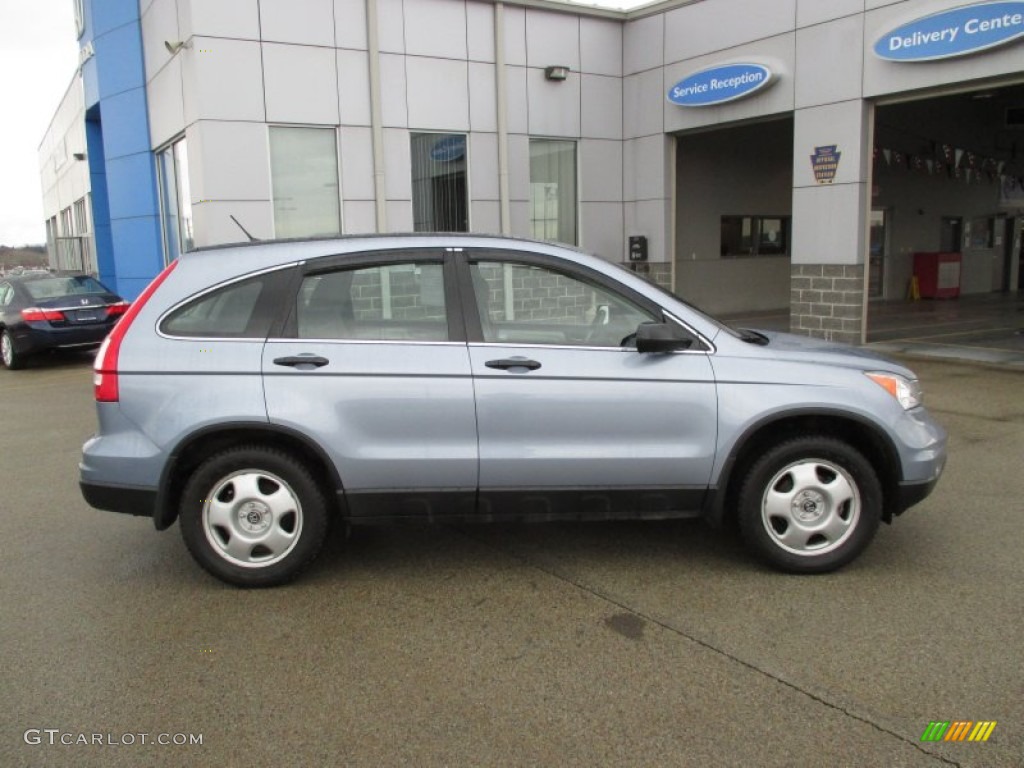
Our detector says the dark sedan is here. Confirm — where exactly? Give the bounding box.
[0,273,128,369]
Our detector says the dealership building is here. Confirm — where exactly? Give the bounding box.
[39,0,1024,343]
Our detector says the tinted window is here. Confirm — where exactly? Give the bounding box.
[469,261,655,347]
[22,276,109,300]
[161,275,273,338]
[296,263,448,341]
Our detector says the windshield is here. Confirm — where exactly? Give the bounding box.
[22,276,110,301]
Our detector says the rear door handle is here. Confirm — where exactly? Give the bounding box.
[485,357,541,371]
[273,355,330,369]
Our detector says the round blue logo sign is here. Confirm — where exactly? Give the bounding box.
[667,63,773,107]
[874,1,1024,61]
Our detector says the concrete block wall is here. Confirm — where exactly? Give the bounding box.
[790,264,865,344]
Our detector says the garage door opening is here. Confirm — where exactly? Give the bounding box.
[871,84,1024,304]
[674,117,794,316]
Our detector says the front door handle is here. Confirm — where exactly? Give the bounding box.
[273,355,330,369]
[485,357,541,371]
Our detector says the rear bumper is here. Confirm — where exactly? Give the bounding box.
[12,323,112,354]
[80,481,157,518]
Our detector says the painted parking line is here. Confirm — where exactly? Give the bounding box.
[876,326,1019,345]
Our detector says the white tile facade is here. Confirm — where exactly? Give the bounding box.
[123,0,1020,321]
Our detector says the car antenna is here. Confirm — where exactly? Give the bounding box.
[229,215,260,243]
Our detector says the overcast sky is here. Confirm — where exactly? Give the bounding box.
[0,0,648,247]
[0,0,79,246]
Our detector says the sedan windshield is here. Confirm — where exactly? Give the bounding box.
[22,276,110,300]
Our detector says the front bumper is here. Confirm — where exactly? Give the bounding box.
[893,473,942,516]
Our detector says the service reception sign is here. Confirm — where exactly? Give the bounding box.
[666,63,773,107]
[874,1,1024,61]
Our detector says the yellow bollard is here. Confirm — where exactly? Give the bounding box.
[906,275,920,301]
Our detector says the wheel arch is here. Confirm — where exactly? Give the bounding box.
[706,409,903,529]
[154,422,345,531]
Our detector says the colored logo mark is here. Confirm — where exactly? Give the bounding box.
[920,720,997,742]
[811,145,841,184]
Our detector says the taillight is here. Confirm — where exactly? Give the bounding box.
[22,307,66,322]
[105,301,130,318]
[94,261,178,402]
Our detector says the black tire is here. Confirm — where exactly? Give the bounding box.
[1,329,26,370]
[180,446,330,587]
[737,436,882,574]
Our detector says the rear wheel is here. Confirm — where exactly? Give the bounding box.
[180,446,329,587]
[1,330,25,370]
[738,437,882,573]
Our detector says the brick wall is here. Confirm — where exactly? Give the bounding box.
[790,264,865,344]
[622,262,672,293]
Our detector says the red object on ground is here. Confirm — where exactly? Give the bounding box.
[913,252,961,299]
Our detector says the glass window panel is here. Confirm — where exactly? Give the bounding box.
[161,275,273,338]
[720,216,790,257]
[157,145,180,264]
[470,261,654,347]
[411,133,468,232]
[297,263,448,341]
[269,127,341,239]
[529,140,577,245]
[758,218,787,255]
[173,140,194,252]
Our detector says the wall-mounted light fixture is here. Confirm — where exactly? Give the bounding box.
[72,152,87,161]
[544,65,570,82]
[164,40,191,55]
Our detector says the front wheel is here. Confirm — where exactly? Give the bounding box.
[737,437,882,573]
[180,446,329,587]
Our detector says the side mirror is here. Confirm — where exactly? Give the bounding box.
[635,322,694,353]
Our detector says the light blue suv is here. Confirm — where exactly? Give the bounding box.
[80,235,946,586]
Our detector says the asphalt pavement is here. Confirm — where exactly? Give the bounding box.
[1,352,1021,767]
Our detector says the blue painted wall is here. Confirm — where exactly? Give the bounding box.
[79,0,163,300]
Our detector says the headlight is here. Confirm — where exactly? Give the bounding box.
[866,372,923,410]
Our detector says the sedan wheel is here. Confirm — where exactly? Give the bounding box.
[1,330,25,370]
[738,437,881,573]
[180,446,329,587]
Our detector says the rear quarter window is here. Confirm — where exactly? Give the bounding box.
[160,271,287,338]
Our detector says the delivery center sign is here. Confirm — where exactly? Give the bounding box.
[874,1,1024,61]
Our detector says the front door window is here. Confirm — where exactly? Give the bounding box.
[469,260,655,348]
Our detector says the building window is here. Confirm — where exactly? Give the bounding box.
[45,216,57,261]
[720,216,790,257]
[157,137,194,264]
[60,207,73,236]
[529,139,577,246]
[269,126,341,240]
[73,197,89,234]
[411,133,468,232]
[73,0,85,38]
[967,217,993,249]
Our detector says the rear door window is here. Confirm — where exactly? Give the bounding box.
[295,262,449,341]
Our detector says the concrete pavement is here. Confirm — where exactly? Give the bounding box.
[1,355,1021,767]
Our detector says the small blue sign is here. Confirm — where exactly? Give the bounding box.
[667,63,773,107]
[874,1,1024,61]
[430,135,466,163]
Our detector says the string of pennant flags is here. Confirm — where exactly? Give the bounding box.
[873,144,1024,190]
